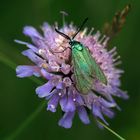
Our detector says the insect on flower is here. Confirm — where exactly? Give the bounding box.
[55,18,107,95]
[15,12,128,129]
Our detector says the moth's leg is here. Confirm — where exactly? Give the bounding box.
[34,52,46,60]
[51,46,71,54]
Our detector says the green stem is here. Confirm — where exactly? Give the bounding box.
[97,120,126,140]
[0,52,46,140]
[4,101,46,140]
[0,52,16,70]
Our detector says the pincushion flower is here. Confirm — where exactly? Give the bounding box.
[15,18,128,128]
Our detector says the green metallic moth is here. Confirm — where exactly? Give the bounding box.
[55,18,107,94]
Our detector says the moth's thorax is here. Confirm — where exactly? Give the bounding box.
[69,40,83,51]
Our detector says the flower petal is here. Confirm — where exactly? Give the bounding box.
[115,88,129,99]
[45,89,57,100]
[23,26,42,39]
[16,65,40,78]
[100,98,116,108]
[40,68,54,80]
[36,81,54,98]
[47,93,60,112]
[62,90,76,112]
[75,93,84,105]
[15,40,38,53]
[60,94,67,111]
[101,106,114,118]
[56,82,65,89]
[61,63,71,74]
[42,23,54,38]
[22,49,43,65]
[58,112,75,128]
[77,106,90,124]
[92,103,108,125]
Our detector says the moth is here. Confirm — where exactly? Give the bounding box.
[55,18,107,94]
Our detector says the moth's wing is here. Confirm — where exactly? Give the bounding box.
[74,61,93,94]
[72,47,93,94]
[75,45,107,85]
[84,48,107,85]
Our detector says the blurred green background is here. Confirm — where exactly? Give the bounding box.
[0,0,140,140]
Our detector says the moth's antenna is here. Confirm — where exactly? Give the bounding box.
[55,28,71,40]
[72,18,88,39]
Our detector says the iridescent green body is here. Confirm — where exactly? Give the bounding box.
[71,40,107,94]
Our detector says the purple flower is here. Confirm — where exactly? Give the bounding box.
[15,18,128,128]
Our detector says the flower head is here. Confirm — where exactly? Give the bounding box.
[16,17,128,128]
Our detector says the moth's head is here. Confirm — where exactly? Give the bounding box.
[69,40,79,46]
